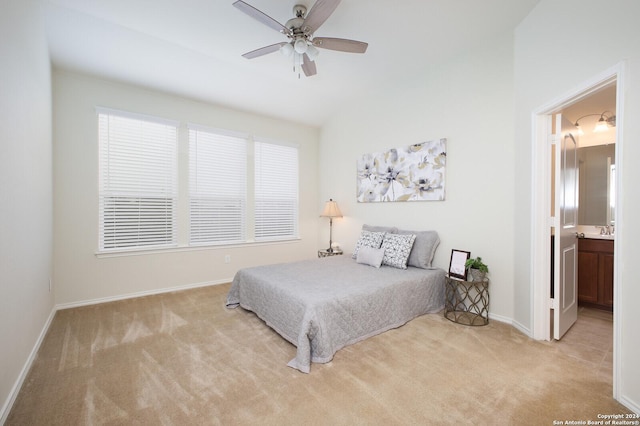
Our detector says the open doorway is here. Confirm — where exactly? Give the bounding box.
[549,84,616,384]
[550,83,616,337]
[530,64,624,398]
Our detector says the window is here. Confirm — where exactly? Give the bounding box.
[98,109,178,251]
[254,140,299,241]
[189,127,247,245]
[97,109,299,253]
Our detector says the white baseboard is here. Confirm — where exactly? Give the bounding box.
[510,319,532,338]
[55,279,231,310]
[0,306,57,425]
[488,312,513,326]
[618,395,640,416]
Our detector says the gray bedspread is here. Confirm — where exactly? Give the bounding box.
[226,255,445,373]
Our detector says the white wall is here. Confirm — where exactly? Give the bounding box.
[0,0,54,420]
[319,33,516,321]
[53,70,320,306]
[513,0,640,412]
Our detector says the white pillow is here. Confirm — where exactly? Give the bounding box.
[381,233,416,269]
[356,246,385,268]
[352,230,385,259]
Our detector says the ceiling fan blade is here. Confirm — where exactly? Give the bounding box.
[242,42,287,59]
[302,53,317,77]
[233,0,289,34]
[301,0,341,34]
[312,37,368,53]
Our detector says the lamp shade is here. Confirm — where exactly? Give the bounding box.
[294,38,308,54]
[320,199,343,218]
[280,42,294,57]
[594,118,609,132]
[306,44,319,61]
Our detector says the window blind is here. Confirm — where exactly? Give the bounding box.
[98,111,178,251]
[189,127,247,245]
[254,141,299,241]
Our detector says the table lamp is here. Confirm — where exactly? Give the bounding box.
[320,199,342,252]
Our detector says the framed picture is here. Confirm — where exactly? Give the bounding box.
[356,138,446,202]
[449,249,470,280]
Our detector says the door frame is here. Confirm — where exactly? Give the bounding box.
[530,62,625,398]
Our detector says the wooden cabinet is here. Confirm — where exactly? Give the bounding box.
[578,238,614,310]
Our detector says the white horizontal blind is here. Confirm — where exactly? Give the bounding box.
[254,141,299,241]
[98,111,178,251]
[189,127,247,245]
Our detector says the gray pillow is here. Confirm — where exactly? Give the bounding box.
[381,233,416,269]
[352,230,385,259]
[362,224,398,234]
[397,229,440,269]
[356,246,385,268]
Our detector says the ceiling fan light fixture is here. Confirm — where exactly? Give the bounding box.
[280,42,294,57]
[294,38,308,54]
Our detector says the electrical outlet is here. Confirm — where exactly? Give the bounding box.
[224,255,231,264]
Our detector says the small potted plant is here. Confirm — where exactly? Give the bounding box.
[465,257,488,281]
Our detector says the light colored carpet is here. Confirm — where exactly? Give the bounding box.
[7,283,630,425]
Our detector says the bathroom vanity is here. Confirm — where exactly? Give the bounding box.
[577,237,614,311]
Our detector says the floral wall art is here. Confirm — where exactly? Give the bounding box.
[357,138,446,202]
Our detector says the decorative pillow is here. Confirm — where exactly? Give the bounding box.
[362,224,398,234]
[352,231,385,259]
[356,246,385,268]
[381,233,417,269]
[397,229,440,269]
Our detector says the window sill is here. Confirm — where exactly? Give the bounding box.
[95,237,302,258]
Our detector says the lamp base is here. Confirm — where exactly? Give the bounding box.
[327,217,335,254]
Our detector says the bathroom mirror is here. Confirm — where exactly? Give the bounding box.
[578,144,615,226]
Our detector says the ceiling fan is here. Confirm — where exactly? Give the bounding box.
[232,0,368,77]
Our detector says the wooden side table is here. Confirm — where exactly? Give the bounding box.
[318,249,343,258]
[444,274,489,326]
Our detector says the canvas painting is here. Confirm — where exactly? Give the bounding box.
[357,138,446,202]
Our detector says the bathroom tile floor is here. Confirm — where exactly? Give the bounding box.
[554,306,614,384]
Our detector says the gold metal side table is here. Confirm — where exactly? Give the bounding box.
[318,249,343,258]
[444,274,489,326]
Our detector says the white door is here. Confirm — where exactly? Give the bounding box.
[553,114,579,339]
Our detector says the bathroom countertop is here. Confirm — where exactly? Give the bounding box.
[578,233,614,241]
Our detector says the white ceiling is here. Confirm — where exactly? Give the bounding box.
[44,0,541,127]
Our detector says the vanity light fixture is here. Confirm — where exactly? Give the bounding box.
[573,111,616,134]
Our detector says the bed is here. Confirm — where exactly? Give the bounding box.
[225,226,445,373]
